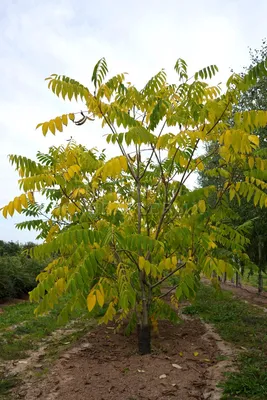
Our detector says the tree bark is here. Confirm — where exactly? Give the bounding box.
[258,269,263,294]
[235,272,240,287]
[223,272,227,283]
[138,322,151,355]
[258,240,263,294]
[138,270,151,354]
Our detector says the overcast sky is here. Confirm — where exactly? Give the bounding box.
[0,0,266,243]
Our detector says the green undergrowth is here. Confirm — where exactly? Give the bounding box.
[183,284,267,399]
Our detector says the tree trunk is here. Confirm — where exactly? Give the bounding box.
[223,272,227,283]
[258,240,263,294]
[235,272,240,287]
[138,323,151,355]
[138,270,151,355]
[258,269,263,294]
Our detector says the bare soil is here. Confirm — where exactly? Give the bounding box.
[14,318,232,400]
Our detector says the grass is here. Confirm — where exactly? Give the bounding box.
[242,272,267,292]
[183,285,267,399]
[0,300,94,361]
[0,299,97,398]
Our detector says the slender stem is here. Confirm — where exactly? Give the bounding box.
[151,262,186,289]
[158,283,180,299]
[59,186,82,211]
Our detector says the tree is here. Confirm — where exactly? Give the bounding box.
[199,41,267,292]
[2,57,267,353]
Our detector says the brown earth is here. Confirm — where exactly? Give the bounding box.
[14,318,231,400]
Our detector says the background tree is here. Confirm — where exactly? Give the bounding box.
[0,241,45,299]
[2,57,267,353]
[199,40,267,292]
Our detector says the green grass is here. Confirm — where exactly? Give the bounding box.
[0,301,94,360]
[242,272,267,292]
[0,377,21,399]
[0,302,36,329]
[183,285,267,399]
[0,299,97,398]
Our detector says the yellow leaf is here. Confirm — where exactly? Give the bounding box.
[42,122,49,136]
[87,293,96,312]
[64,172,71,181]
[171,256,177,266]
[70,164,81,174]
[27,192,35,203]
[179,352,183,357]
[139,256,146,270]
[48,121,56,134]
[8,201,14,216]
[20,194,28,208]
[61,204,67,217]
[67,167,75,178]
[68,203,76,215]
[119,156,128,171]
[56,278,65,294]
[96,289,104,307]
[62,114,68,126]
[235,182,241,192]
[79,188,86,195]
[224,130,231,148]
[14,197,22,213]
[19,168,24,177]
[229,187,235,201]
[248,135,259,147]
[198,199,206,213]
[248,156,254,169]
[68,113,75,121]
[2,206,8,218]
[144,260,151,275]
[55,117,63,132]
[193,351,199,357]
[197,161,204,171]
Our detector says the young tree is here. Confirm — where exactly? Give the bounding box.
[2,57,267,353]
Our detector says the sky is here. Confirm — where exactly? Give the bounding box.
[0,0,266,243]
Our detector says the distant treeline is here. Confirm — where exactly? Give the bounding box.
[0,240,45,300]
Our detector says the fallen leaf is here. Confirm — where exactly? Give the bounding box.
[193,351,199,357]
[159,374,167,379]
[204,358,211,362]
[137,369,145,373]
[179,352,183,357]
[172,363,182,369]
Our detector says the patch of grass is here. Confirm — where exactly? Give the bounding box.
[183,285,267,399]
[0,299,95,361]
[0,302,36,329]
[0,377,21,398]
[242,273,267,292]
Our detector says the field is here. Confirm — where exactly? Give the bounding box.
[1,283,267,399]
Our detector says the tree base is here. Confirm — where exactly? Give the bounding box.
[138,324,151,355]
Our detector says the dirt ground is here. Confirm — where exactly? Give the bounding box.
[10,279,267,400]
[14,318,231,400]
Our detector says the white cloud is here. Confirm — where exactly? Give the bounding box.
[0,0,266,241]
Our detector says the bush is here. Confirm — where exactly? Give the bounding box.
[0,253,45,300]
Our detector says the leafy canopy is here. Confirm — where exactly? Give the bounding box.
[2,56,267,337]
